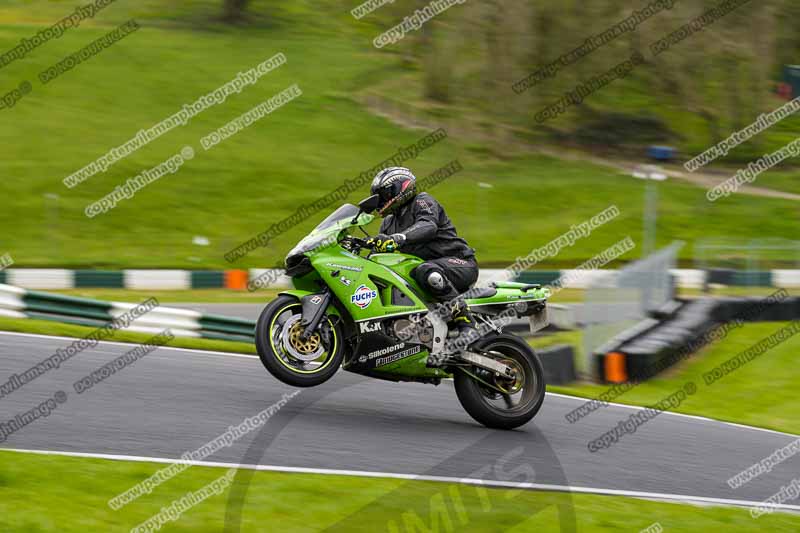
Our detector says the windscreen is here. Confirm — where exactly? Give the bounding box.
[312,204,359,232]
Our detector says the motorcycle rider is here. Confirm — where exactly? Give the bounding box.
[367,167,478,333]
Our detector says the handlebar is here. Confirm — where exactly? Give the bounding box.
[344,235,398,254]
[349,236,372,249]
[343,236,375,253]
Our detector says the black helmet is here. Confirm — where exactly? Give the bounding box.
[370,167,417,216]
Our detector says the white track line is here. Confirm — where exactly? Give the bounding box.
[3,447,799,514]
[0,330,258,359]
[1,331,798,439]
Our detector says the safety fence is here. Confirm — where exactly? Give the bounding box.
[0,284,254,343]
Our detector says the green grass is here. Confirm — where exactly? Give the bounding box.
[0,316,257,355]
[681,287,800,298]
[355,3,800,195]
[0,1,798,270]
[550,322,800,435]
[50,288,283,304]
[529,329,585,370]
[1,450,798,532]
[753,169,800,196]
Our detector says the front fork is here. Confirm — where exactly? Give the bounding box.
[299,288,333,341]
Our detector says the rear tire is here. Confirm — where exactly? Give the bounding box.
[255,295,344,388]
[453,334,545,429]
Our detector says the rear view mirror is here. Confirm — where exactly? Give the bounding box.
[358,194,381,214]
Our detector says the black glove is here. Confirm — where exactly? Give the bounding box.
[367,233,406,253]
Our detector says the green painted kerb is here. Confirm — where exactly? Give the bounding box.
[191,271,225,289]
[75,270,124,288]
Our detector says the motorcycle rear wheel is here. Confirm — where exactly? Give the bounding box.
[453,334,546,429]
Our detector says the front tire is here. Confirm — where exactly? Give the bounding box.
[453,334,546,429]
[255,295,344,387]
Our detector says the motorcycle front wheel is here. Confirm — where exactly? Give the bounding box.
[255,295,344,387]
[453,333,546,429]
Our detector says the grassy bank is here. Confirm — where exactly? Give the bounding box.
[0,2,797,269]
[50,288,283,304]
[1,450,797,532]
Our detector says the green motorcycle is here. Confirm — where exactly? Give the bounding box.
[256,195,550,429]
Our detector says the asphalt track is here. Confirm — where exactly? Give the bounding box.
[1,331,799,512]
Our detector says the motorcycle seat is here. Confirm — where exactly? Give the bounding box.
[461,287,498,299]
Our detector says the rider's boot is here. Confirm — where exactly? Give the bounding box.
[449,298,477,338]
[445,297,480,352]
[427,297,477,367]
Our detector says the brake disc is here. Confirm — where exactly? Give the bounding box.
[280,315,324,362]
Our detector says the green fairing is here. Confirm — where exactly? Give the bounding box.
[281,203,547,381]
[370,349,451,380]
[465,286,551,306]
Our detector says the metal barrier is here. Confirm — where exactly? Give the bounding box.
[0,283,255,343]
[583,242,683,372]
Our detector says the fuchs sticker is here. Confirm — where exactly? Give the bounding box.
[351,285,378,309]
